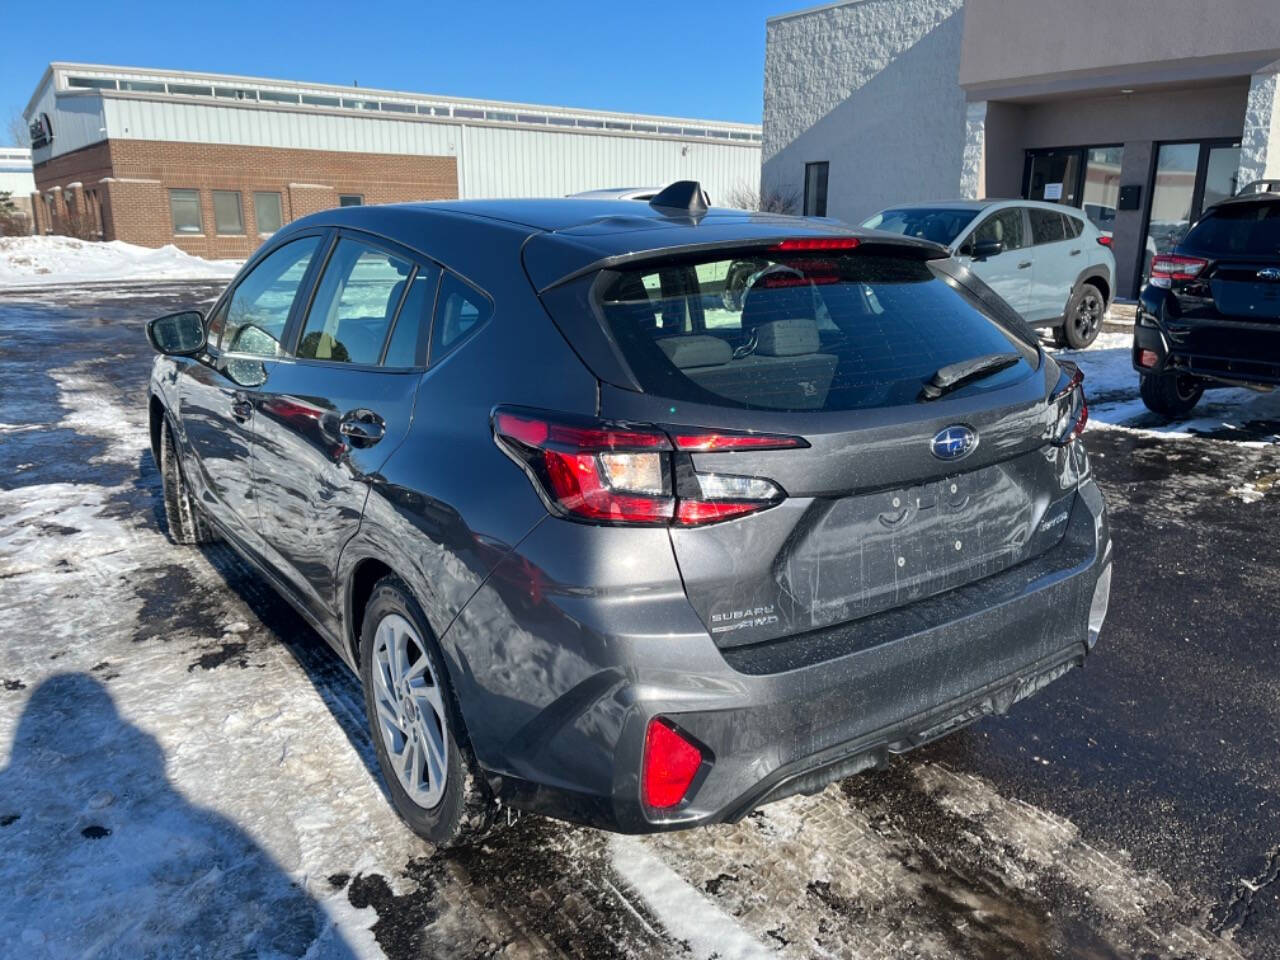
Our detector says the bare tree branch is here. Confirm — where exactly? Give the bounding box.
[724,180,802,215]
[6,109,31,149]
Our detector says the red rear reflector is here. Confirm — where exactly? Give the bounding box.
[1096,235,1113,247]
[771,237,860,251]
[642,718,703,809]
[671,431,806,452]
[1139,349,1159,369]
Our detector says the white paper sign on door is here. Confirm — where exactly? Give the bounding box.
[1044,183,1064,201]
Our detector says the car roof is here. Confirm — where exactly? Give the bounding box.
[288,198,947,292]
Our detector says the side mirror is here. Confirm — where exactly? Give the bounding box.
[971,240,1004,260]
[146,310,206,356]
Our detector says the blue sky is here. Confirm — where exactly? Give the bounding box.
[4,0,818,140]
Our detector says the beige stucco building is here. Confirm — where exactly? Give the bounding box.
[763,0,1280,298]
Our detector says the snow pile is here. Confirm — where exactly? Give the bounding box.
[0,235,240,289]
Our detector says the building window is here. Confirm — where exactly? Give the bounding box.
[804,162,829,217]
[169,189,203,234]
[253,192,283,235]
[338,195,364,207]
[212,191,244,235]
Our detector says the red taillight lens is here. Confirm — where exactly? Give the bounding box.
[1138,349,1159,369]
[642,718,703,809]
[670,431,807,452]
[494,408,793,527]
[1149,254,1207,288]
[1096,235,1113,247]
[1050,363,1088,445]
[771,237,860,251]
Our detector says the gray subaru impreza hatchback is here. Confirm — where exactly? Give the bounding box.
[146,182,1111,846]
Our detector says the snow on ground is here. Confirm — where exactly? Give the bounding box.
[1054,330,1280,444]
[0,236,240,289]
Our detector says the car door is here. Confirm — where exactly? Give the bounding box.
[178,234,325,555]
[958,207,1033,316]
[251,231,439,631]
[1025,207,1074,323]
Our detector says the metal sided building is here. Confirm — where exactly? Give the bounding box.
[24,62,762,259]
[762,0,1280,300]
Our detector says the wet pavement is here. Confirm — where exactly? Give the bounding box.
[1,281,1278,959]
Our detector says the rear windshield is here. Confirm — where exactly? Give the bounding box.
[593,252,1036,412]
[1184,202,1280,257]
[862,208,977,247]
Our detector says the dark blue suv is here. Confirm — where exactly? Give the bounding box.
[146,183,1111,846]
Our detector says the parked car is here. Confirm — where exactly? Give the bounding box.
[1135,191,1280,415]
[145,182,1110,846]
[862,200,1116,348]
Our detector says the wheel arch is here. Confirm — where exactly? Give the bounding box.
[148,392,166,468]
[1073,267,1111,308]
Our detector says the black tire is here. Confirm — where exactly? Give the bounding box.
[159,418,215,545]
[358,575,497,847]
[1062,282,1105,349]
[1140,371,1205,418]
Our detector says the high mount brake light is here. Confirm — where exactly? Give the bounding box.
[771,237,860,252]
[493,408,799,526]
[1050,364,1088,445]
[1149,254,1208,288]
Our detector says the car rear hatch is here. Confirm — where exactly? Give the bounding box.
[527,233,1088,651]
[1157,198,1280,378]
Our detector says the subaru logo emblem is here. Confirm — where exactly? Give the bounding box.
[931,425,978,461]
[1259,267,1280,281]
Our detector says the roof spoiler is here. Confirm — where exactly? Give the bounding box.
[649,180,710,216]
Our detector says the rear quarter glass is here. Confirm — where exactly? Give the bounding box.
[553,251,1038,413]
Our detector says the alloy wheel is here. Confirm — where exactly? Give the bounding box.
[370,613,449,808]
[1073,293,1102,340]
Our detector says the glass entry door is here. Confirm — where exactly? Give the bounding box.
[1142,139,1241,282]
[1025,149,1083,205]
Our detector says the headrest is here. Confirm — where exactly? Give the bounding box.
[755,318,820,357]
[657,335,732,369]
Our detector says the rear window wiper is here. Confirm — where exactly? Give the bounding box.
[919,352,1022,401]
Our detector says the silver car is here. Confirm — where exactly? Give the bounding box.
[863,199,1116,348]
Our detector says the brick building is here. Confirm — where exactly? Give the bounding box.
[25,63,762,260]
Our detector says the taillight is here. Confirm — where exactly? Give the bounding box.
[1050,362,1088,445]
[493,407,799,527]
[1096,235,1113,247]
[1149,254,1207,288]
[642,718,704,809]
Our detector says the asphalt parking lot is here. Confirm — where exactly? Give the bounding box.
[1,281,1278,960]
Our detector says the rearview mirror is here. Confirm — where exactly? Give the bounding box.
[146,311,206,356]
[971,240,1004,260]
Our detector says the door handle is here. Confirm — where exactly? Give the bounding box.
[339,409,386,447]
[1069,248,1082,256]
[1018,260,1033,270]
[231,393,253,422]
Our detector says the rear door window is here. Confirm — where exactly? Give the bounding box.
[1029,209,1068,245]
[297,237,413,365]
[1184,202,1280,256]
[592,251,1036,412]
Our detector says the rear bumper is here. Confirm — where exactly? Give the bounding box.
[444,477,1111,834]
[1134,296,1280,385]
